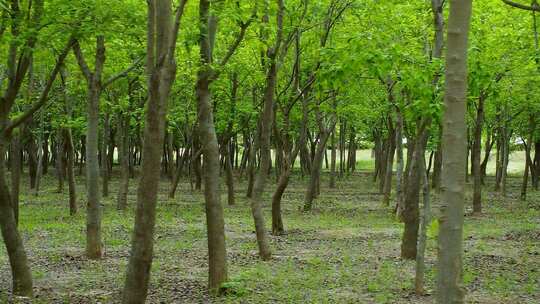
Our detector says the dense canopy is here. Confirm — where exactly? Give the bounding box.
[0,0,539,303]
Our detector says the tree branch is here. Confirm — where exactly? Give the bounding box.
[502,0,540,11]
[5,37,76,135]
[72,39,92,81]
[217,6,257,69]
[102,56,144,89]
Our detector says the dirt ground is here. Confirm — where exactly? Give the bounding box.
[1,168,539,303]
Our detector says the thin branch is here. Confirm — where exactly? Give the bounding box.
[502,0,540,11]
[168,0,189,58]
[217,7,256,68]
[102,56,144,89]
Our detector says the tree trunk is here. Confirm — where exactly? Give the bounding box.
[123,0,183,302]
[415,152,430,295]
[472,94,485,214]
[480,130,493,184]
[64,128,78,215]
[304,121,336,211]
[532,140,540,190]
[432,138,442,191]
[55,130,65,193]
[10,134,22,225]
[101,112,110,197]
[329,129,336,188]
[0,139,34,296]
[196,0,231,291]
[117,112,130,210]
[34,113,44,195]
[246,133,256,197]
[394,108,405,217]
[382,125,396,206]
[401,123,428,260]
[224,144,235,206]
[437,1,472,302]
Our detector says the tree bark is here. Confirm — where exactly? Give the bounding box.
[472,94,485,214]
[10,133,22,225]
[401,123,429,259]
[437,0,472,302]
[117,112,130,210]
[415,152,430,295]
[304,117,336,211]
[123,0,184,302]
[394,108,405,217]
[101,112,110,197]
[329,128,337,188]
[382,122,396,206]
[0,138,33,296]
[64,128,78,215]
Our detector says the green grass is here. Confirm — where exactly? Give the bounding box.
[0,164,539,303]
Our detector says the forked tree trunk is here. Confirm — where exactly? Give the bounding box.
[304,121,336,211]
[437,0,472,302]
[73,36,106,259]
[123,0,184,302]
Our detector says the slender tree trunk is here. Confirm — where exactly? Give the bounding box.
[249,67,277,260]
[195,0,235,291]
[401,124,428,259]
[0,138,33,296]
[521,136,532,201]
[64,128,78,215]
[329,129,336,188]
[34,113,44,195]
[246,132,256,198]
[415,153,430,295]
[10,134,22,225]
[394,108,405,217]
[55,130,65,193]
[480,130,493,184]
[437,1,472,302]
[533,141,540,189]
[472,95,485,214]
[224,144,235,206]
[432,138,442,190]
[382,126,396,206]
[117,112,130,210]
[123,0,183,301]
[101,112,110,197]
[304,122,336,211]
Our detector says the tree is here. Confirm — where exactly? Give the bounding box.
[248,0,285,260]
[0,0,76,295]
[122,0,186,302]
[437,0,473,302]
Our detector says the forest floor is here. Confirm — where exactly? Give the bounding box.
[0,167,539,303]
